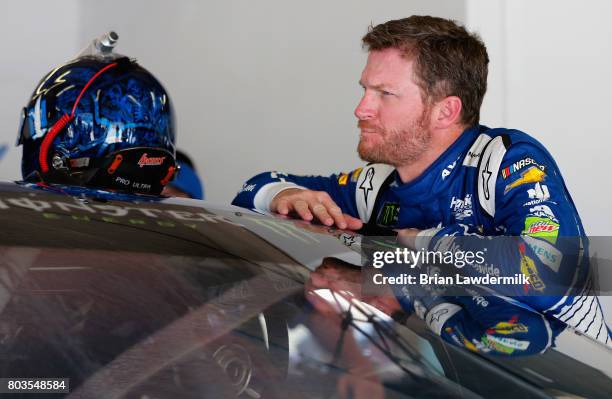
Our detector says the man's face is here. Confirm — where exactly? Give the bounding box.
[355,48,432,166]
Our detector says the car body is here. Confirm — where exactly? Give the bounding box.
[0,181,611,398]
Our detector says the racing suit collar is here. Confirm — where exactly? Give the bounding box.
[390,125,482,204]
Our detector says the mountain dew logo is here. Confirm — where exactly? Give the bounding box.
[523,216,559,244]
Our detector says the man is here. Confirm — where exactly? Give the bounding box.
[232,16,610,345]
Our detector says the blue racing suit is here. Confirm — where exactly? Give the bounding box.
[232,124,610,345]
[406,286,567,356]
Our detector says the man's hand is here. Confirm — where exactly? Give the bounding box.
[271,188,363,230]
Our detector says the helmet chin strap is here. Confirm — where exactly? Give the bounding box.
[38,62,118,174]
[86,147,177,195]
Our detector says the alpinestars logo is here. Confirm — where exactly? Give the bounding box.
[482,158,493,200]
[359,167,375,205]
[429,308,449,323]
[138,153,166,168]
[340,234,356,247]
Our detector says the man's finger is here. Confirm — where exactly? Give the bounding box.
[311,203,334,226]
[344,214,364,231]
[322,200,347,229]
[276,198,290,215]
[294,200,313,221]
[317,192,347,228]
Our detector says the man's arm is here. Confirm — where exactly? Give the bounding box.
[307,258,561,357]
[232,169,365,229]
[405,143,586,302]
[396,287,562,356]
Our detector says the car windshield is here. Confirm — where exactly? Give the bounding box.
[1,184,611,398]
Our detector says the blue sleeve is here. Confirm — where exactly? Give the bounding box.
[436,295,562,356]
[421,143,585,308]
[231,168,364,218]
[387,269,561,356]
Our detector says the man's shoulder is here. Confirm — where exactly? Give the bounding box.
[462,125,548,172]
[477,125,548,151]
[471,126,563,218]
[471,125,558,168]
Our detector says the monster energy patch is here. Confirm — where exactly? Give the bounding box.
[377,202,400,227]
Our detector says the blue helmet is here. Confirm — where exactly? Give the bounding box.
[17,54,177,195]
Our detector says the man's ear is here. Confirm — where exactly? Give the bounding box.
[431,96,463,129]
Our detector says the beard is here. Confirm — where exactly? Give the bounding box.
[357,109,431,167]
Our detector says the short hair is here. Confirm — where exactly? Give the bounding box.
[362,16,489,127]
